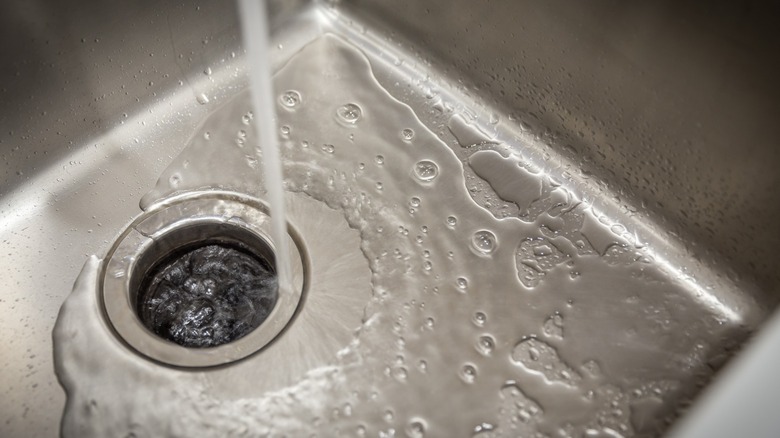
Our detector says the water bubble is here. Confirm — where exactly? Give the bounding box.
[446,215,458,227]
[196,93,209,105]
[322,144,335,154]
[473,312,487,326]
[203,67,212,76]
[425,317,435,329]
[384,410,394,422]
[471,230,498,254]
[203,131,211,141]
[418,359,428,372]
[460,364,477,383]
[423,260,432,271]
[375,155,385,165]
[279,90,301,109]
[280,125,291,136]
[401,128,415,142]
[336,103,362,124]
[407,420,426,438]
[456,277,468,291]
[410,197,421,207]
[168,174,181,188]
[413,160,439,182]
[476,335,495,356]
[376,182,384,190]
[241,111,253,125]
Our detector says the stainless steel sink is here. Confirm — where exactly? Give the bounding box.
[2,0,779,436]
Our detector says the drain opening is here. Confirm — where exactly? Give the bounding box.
[128,221,281,349]
[136,242,278,348]
[103,193,306,367]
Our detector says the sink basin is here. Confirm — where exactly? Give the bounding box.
[2,0,779,436]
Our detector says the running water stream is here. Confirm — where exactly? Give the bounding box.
[237,0,291,299]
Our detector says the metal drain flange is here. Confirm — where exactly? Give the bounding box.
[101,191,306,368]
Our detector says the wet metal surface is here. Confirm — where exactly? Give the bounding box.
[1,0,780,436]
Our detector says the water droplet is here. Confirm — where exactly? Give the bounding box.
[203,67,212,75]
[446,215,458,227]
[425,317,434,328]
[203,131,211,141]
[196,93,209,105]
[472,230,497,254]
[543,313,564,339]
[456,277,468,291]
[423,260,432,271]
[375,154,385,165]
[279,90,301,108]
[241,111,253,125]
[376,182,384,190]
[336,103,362,124]
[383,410,394,422]
[533,245,552,257]
[410,197,421,207]
[322,144,335,154]
[407,420,426,438]
[460,364,477,383]
[392,366,408,382]
[280,125,291,136]
[472,423,496,438]
[476,335,495,356]
[413,160,439,182]
[473,311,487,326]
[168,174,181,188]
[401,128,415,142]
[581,359,602,378]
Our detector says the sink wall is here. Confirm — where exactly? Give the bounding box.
[341,0,780,297]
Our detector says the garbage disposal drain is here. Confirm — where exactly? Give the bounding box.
[101,191,306,368]
[136,242,278,348]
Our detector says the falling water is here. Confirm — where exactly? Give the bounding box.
[236,0,291,298]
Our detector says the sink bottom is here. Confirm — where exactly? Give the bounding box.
[51,30,757,437]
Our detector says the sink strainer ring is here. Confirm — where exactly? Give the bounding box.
[101,191,306,368]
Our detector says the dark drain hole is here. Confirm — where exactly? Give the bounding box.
[136,242,278,348]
